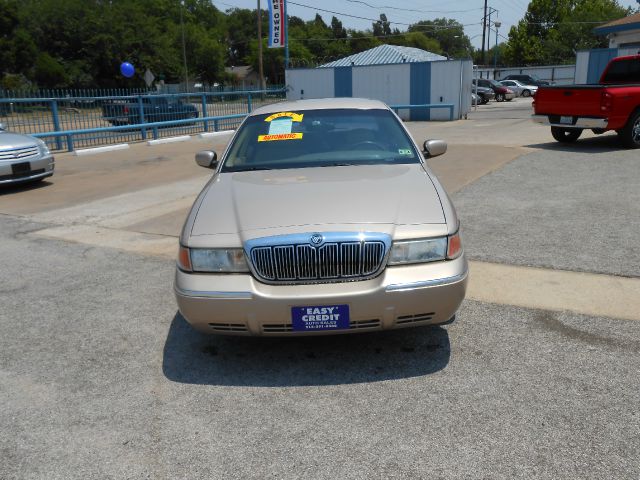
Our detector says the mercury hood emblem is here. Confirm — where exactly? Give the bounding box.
[310,233,323,245]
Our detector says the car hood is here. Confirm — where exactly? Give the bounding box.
[190,164,445,237]
[0,132,40,149]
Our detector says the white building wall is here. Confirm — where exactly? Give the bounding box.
[351,64,411,118]
[575,51,590,84]
[609,29,640,48]
[430,61,469,120]
[619,46,639,56]
[285,68,334,100]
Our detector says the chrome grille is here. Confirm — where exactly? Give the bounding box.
[0,146,39,162]
[247,232,390,284]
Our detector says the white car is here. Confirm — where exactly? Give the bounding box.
[499,80,538,98]
[0,123,54,185]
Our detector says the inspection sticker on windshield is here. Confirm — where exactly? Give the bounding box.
[398,148,412,155]
[258,132,303,142]
[268,118,293,135]
[291,305,350,331]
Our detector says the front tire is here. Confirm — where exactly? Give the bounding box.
[551,127,582,143]
[495,93,505,102]
[618,110,640,149]
[522,89,531,97]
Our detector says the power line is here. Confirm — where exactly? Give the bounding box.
[342,0,484,15]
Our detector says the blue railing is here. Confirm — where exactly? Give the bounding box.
[31,114,247,152]
[0,88,286,151]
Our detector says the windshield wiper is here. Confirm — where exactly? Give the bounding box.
[227,166,274,172]
[319,162,357,167]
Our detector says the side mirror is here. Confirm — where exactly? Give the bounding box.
[0,122,6,131]
[423,139,447,158]
[195,150,218,169]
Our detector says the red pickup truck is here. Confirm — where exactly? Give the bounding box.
[532,55,640,148]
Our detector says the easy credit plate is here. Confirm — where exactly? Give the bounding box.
[291,305,350,331]
[559,116,573,125]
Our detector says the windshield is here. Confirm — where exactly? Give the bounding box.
[487,79,502,88]
[221,108,420,172]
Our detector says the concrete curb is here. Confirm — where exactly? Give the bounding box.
[147,136,192,146]
[74,144,130,156]
[198,130,235,139]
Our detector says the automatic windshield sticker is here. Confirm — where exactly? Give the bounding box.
[258,133,303,142]
[259,111,305,142]
[398,148,412,155]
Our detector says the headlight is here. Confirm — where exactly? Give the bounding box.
[178,246,249,273]
[388,232,463,265]
[388,238,447,265]
[37,141,50,156]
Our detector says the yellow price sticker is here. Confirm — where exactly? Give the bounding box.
[264,112,304,123]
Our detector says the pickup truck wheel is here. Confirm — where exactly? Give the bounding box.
[619,110,640,149]
[522,89,531,97]
[551,127,582,143]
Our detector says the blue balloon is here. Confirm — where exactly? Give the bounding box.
[120,62,135,78]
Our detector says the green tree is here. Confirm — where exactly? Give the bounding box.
[504,0,631,65]
[409,18,472,57]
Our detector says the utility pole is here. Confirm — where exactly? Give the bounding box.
[487,9,492,60]
[180,1,189,93]
[257,0,265,90]
[481,0,488,65]
[494,20,501,68]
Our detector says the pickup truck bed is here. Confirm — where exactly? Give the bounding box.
[533,55,640,148]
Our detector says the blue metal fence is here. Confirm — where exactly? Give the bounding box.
[0,87,286,152]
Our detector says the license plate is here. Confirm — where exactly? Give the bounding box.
[559,116,573,125]
[11,162,31,175]
[291,305,350,331]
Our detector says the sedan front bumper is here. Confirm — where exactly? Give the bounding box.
[0,154,54,185]
[174,255,468,336]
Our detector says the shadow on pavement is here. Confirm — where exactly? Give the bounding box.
[526,132,628,153]
[162,312,451,386]
[0,179,52,195]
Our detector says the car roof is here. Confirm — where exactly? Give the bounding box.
[249,97,390,117]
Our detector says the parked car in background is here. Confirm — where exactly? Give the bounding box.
[102,95,199,126]
[472,85,495,104]
[0,123,54,185]
[503,74,550,86]
[533,54,640,148]
[473,79,516,102]
[499,80,538,98]
[174,98,467,336]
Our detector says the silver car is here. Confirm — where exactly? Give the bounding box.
[499,80,538,98]
[174,98,467,336]
[0,123,54,185]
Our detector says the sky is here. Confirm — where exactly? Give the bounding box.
[213,0,640,49]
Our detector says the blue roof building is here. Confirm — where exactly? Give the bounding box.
[320,44,447,68]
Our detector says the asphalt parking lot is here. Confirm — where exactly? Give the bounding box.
[1,97,639,479]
